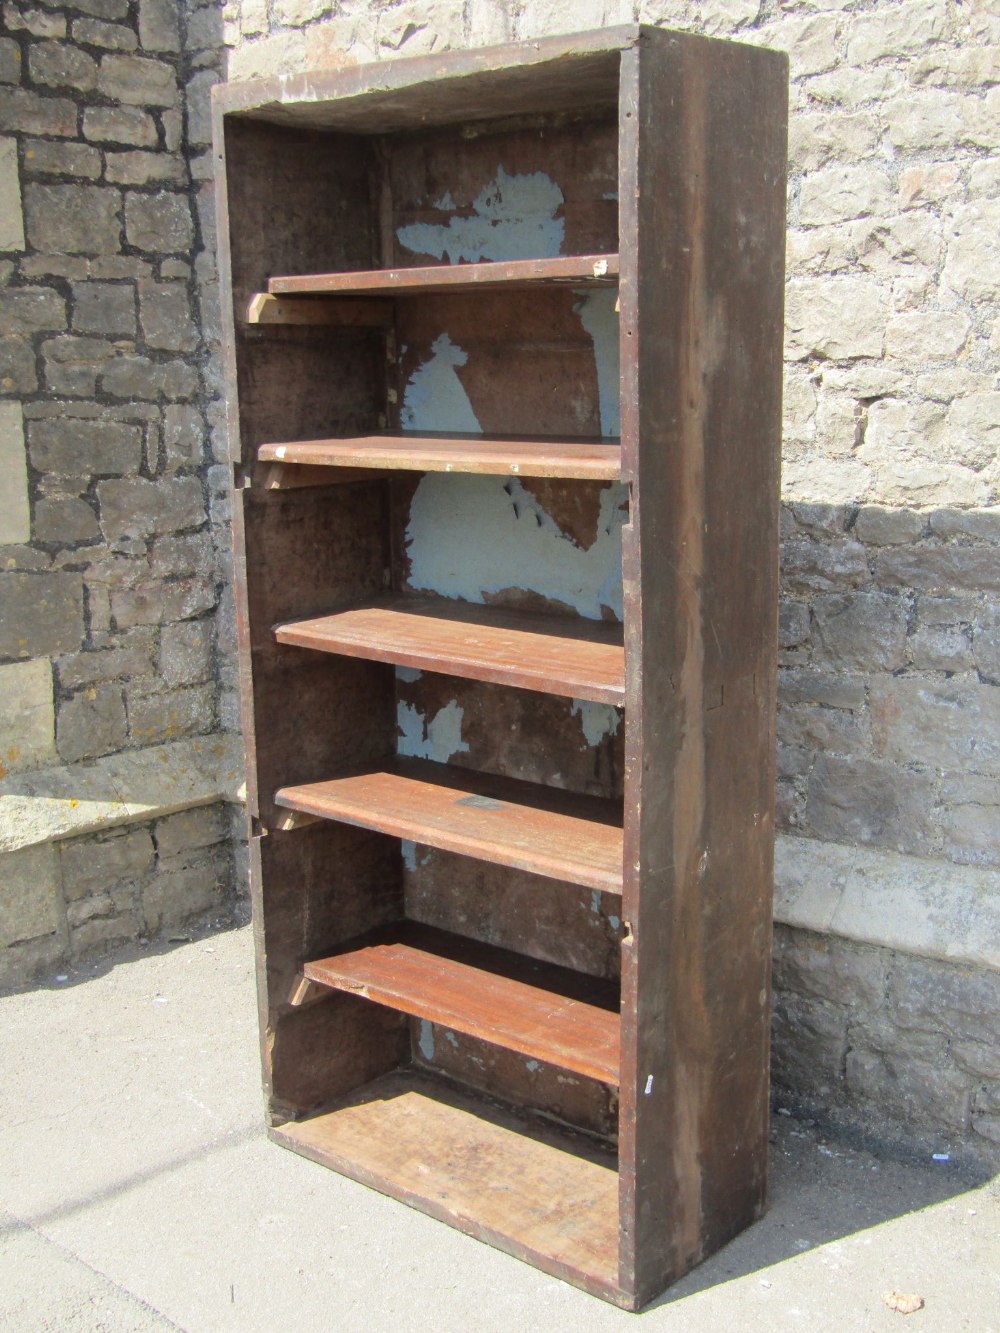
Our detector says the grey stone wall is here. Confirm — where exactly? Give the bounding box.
[0,0,238,986]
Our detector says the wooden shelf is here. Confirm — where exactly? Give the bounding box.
[274,1069,622,1302]
[266,253,619,297]
[258,431,622,480]
[274,596,625,705]
[274,758,624,894]
[303,922,620,1084]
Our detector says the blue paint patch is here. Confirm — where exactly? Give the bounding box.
[418,1019,435,1061]
[401,839,418,872]
[609,915,621,931]
[397,699,470,762]
[591,890,602,914]
[445,1029,459,1047]
[574,289,620,437]
[572,699,623,747]
[525,1059,540,1072]
[406,475,627,621]
[401,332,482,434]
[397,166,565,264]
[396,666,422,684]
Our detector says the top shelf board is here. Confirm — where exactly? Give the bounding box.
[267,254,620,297]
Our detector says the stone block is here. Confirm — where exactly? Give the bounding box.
[101,353,198,401]
[66,890,115,928]
[71,281,136,337]
[0,136,24,250]
[781,537,869,594]
[910,622,973,672]
[875,545,1000,595]
[148,530,213,577]
[0,659,55,775]
[25,184,121,256]
[185,68,217,148]
[805,753,935,854]
[159,617,212,686]
[853,507,926,546]
[59,825,154,900]
[0,401,29,544]
[104,151,184,185]
[798,164,892,226]
[56,683,127,763]
[0,572,83,657]
[3,4,65,37]
[185,3,222,51]
[890,955,1000,1049]
[846,0,949,64]
[861,399,947,469]
[97,53,177,106]
[98,476,205,541]
[29,39,97,90]
[29,416,142,476]
[0,38,21,82]
[872,676,1000,774]
[56,628,155,688]
[772,924,888,1009]
[885,311,971,361]
[812,590,907,671]
[943,199,1000,303]
[788,110,878,175]
[142,846,228,934]
[83,106,158,147]
[777,698,869,754]
[845,1046,972,1133]
[778,599,810,649]
[70,912,137,958]
[778,668,866,711]
[138,281,198,352]
[111,575,216,628]
[124,192,192,254]
[947,394,1000,473]
[32,497,100,544]
[941,771,1000,865]
[162,404,204,469]
[0,287,66,334]
[127,681,216,744]
[138,0,180,51]
[155,802,226,860]
[0,843,61,947]
[785,277,886,361]
[0,88,77,137]
[771,990,847,1097]
[22,139,101,179]
[0,336,37,392]
[973,604,1000,680]
[929,509,1000,543]
[71,17,137,48]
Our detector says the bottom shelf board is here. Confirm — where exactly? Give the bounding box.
[272,1069,624,1303]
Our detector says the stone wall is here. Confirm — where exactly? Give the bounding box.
[213,0,1000,1161]
[0,0,240,987]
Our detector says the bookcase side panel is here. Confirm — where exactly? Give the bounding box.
[617,31,788,1305]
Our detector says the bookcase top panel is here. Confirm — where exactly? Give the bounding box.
[212,26,638,134]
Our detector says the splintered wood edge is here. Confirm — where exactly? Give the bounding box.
[272,808,324,832]
[245,293,394,327]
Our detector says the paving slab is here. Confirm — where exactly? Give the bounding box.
[1,925,997,1332]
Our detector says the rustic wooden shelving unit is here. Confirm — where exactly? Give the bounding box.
[214,26,786,1310]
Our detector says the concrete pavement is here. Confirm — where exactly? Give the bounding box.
[1,923,997,1332]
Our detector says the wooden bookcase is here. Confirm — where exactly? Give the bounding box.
[213,26,787,1310]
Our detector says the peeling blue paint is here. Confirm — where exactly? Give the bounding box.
[590,890,602,914]
[609,915,621,931]
[572,698,623,747]
[525,1059,540,1072]
[406,475,626,621]
[575,289,620,437]
[397,699,470,762]
[445,1029,459,1047]
[418,1019,435,1061]
[396,666,422,684]
[397,166,565,264]
[401,332,482,434]
[401,839,418,872]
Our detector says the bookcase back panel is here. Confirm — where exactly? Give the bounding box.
[409,1020,619,1139]
[404,850,623,979]
[386,117,618,268]
[391,475,626,622]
